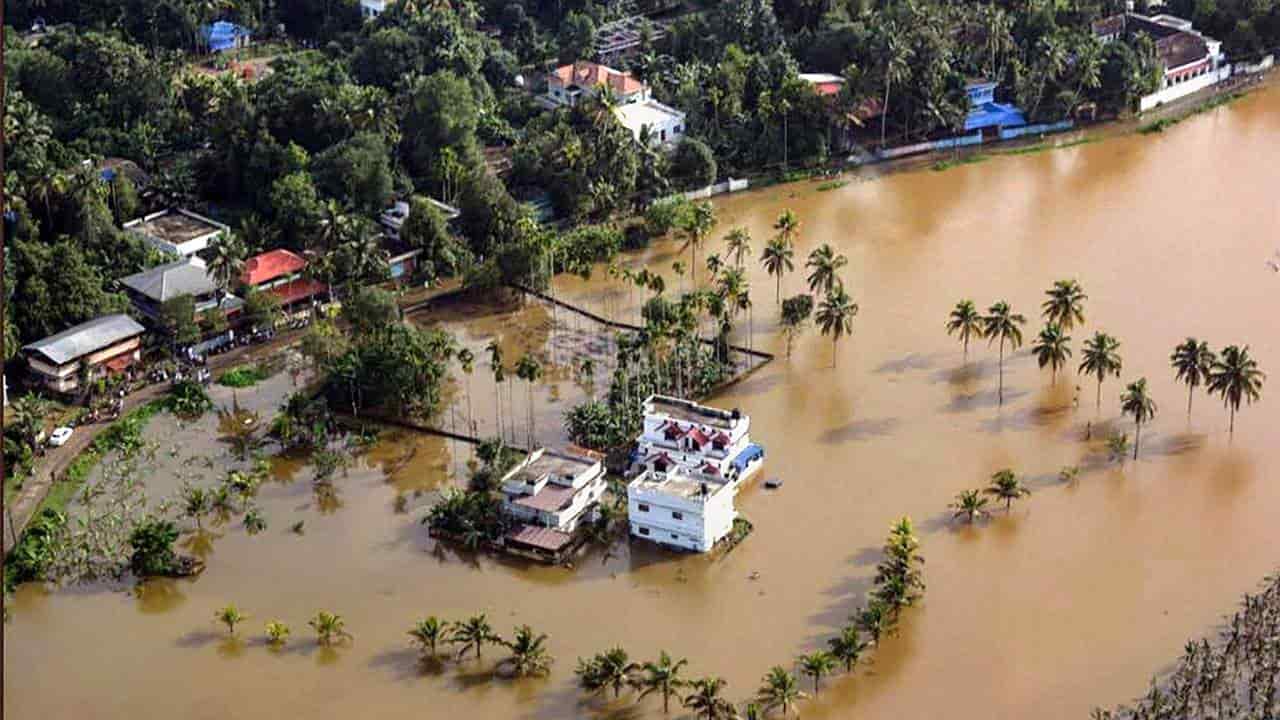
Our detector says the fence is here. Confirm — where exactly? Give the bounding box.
[1139,64,1234,112]
[670,177,751,202]
[1236,54,1274,75]
[999,119,1075,140]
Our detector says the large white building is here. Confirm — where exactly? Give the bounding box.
[627,395,765,552]
[500,448,607,560]
[1093,13,1230,111]
[546,61,686,146]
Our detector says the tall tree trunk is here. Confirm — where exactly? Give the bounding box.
[1187,384,1194,419]
[998,338,1005,404]
[880,74,892,148]
[1096,376,1103,411]
[1133,420,1141,460]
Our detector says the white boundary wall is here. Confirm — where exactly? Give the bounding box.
[1139,65,1233,112]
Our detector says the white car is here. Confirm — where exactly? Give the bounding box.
[48,427,74,448]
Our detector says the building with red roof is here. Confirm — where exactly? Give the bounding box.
[240,249,328,313]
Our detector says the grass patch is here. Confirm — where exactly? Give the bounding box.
[218,363,273,388]
[56,400,165,509]
[999,136,1098,155]
[816,180,848,192]
[1140,91,1244,134]
[932,154,988,172]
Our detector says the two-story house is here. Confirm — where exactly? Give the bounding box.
[546,61,687,146]
[500,448,607,561]
[22,314,147,395]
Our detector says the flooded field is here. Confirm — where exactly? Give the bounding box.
[7,85,1280,719]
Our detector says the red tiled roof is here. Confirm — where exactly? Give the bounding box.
[514,485,576,513]
[506,524,573,552]
[268,278,327,307]
[686,427,710,446]
[701,462,720,476]
[552,61,645,96]
[242,249,307,286]
[812,82,843,97]
[711,432,731,445]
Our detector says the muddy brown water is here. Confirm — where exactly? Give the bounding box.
[7,87,1280,719]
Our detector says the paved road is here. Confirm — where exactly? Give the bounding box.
[2,331,305,554]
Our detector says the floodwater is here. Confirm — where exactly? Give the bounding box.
[7,86,1280,719]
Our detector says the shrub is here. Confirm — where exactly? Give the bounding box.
[128,517,180,577]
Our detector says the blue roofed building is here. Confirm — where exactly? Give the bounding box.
[963,80,1027,134]
[201,21,252,53]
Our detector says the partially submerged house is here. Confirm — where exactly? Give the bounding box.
[1094,13,1229,111]
[123,209,228,262]
[628,395,765,552]
[22,314,146,395]
[500,448,607,561]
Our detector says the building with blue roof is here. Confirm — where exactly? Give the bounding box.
[963,80,1027,133]
[201,21,252,53]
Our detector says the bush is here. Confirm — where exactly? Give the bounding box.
[4,508,66,591]
[644,197,692,238]
[218,364,271,388]
[166,380,213,418]
[565,400,627,451]
[671,137,717,190]
[128,517,180,577]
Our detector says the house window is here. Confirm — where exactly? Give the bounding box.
[639,526,651,536]
[670,533,679,540]
[638,503,650,512]
[672,511,683,520]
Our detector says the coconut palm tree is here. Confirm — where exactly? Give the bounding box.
[682,201,717,287]
[515,354,543,449]
[827,624,869,673]
[408,617,451,658]
[1206,345,1266,436]
[265,620,290,646]
[982,301,1026,404]
[1120,378,1157,460]
[9,394,50,452]
[950,489,989,523]
[451,614,498,660]
[725,227,753,268]
[761,237,795,307]
[683,677,736,720]
[486,341,506,443]
[984,469,1030,511]
[309,611,351,646]
[756,666,806,716]
[816,285,858,368]
[852,601,892,645]
[1169,338,1215,419]
[1079,332,1122,411]
[216,604,247,635]
[500,625,553,677]
[206,232,247,304]
[576,647,637,699]
[1041,279,1087,331]
[797,651,836,694]
[634,651,689,713]
[773,209,801,248]
[457,348,476,433]
[945,299,984,360]
[1032,323,1073,384]
[805,244,847,295]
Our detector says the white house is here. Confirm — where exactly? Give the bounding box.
[500,448,606,559]
[546,61,686,146]
[628,465,737,553]
[360,0,388,18]
[627,395,764,552]
[123,208,228,262]
[1093,13,1231,111]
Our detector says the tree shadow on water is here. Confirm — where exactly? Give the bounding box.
[874,351,946,375]
[819,417,900,444]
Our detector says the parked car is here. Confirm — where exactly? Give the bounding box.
[48,427,74,447]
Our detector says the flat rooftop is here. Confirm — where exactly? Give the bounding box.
[126,209,226,246]
[509,449,598,485]
[630,468,729,501]
[645,395,739,430]
[614,100,684,128]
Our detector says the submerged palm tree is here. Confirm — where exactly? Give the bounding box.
[264,620,290,646]
[756,666,806,716]
[577,647,637,699]
[216,604,247,635]
[950,489,989,523]
[634,651,689,713]
[984,469,1030,511]
[761,236,795,307]
[816,285,858,368]
[408,617,451,658]
[515,354,543,449]
[946,299,984,360]
[1079,332,1122,411]
[451,614,498,660]
[683,676,736,720]
[805,244,847,295]
[1041,279,1087,331]
[1169,338,1215,419]
[1120,378,1157,459]
[773,209,801,248]
[797,651,837,694]
[309,611,351,646]
[501,625,553,677]
[725,227,753,267]
[486,341,506,443]
[827,624,869,673]
[1032,323,1072,384]
[682,201,717,286]
[982,301,1026,404]
[1206,345,1265,436]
